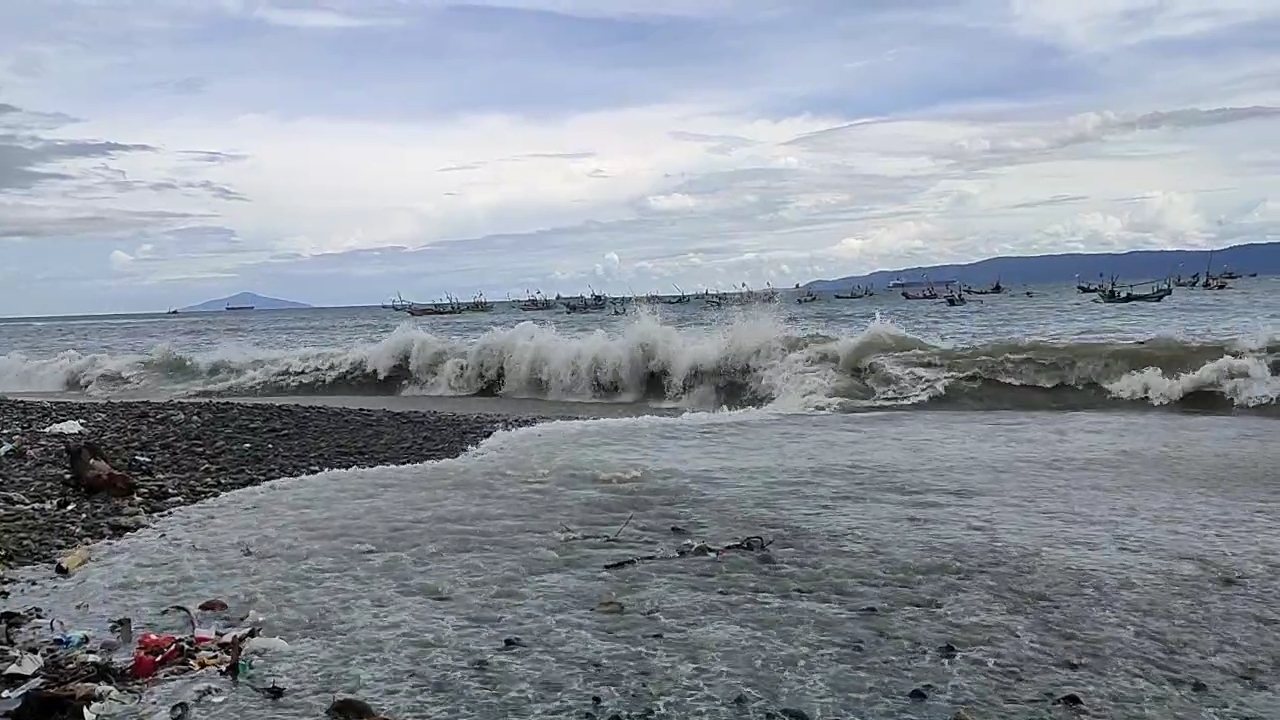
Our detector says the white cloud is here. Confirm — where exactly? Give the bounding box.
[646,193,698,212]
[1008,0,1280,51]
[3,0,1280,313]
[108,249,134,271]
[250,6,403,28]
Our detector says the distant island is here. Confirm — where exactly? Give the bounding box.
[806,241,1279,291]
[179,292,312,312]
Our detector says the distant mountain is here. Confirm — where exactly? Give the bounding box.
[180,292,312,312]
[806,241,1280,291]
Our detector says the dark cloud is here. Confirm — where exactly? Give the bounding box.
[0,135,155,190]
[1005,194,1090,210]
[0,206,211,239]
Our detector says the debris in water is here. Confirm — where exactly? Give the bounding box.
[558,513,635,543]
[602,532,776,570]
[326,696,380,719]
[595,595,626,615]
[197,599,228,613]
[908,687,929,701]
[1053,693,1084,707]
[54,547,91,576]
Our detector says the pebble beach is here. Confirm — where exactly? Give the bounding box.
[0,398,535,589]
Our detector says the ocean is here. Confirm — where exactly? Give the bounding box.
[3,282,1279,718]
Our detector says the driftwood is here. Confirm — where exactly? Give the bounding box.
[603,536,774,570]
[558,513,634,543]
[65,442,135,497]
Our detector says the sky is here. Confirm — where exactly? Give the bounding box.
[2,0,1279,314]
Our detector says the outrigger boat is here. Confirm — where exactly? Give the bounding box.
[833,284,874,299]
[1075,274,1107,294]
[963,278,1005,295]
[562,290,610,314]
[943,291,967,306]
[518,292,558,312]
[1172,272,1200,288]
[1094,279,1173,304]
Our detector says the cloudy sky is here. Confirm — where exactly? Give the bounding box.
[2,0,1279,314]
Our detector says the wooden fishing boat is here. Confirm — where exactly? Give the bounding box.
[901,289,939,300]
[1093,280,1173,304]
[833,284,874,299]
[963,279,1005,295]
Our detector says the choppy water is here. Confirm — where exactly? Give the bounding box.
[6,411,1279,719]
[2,281,1279,412]
[4,282,1279,718]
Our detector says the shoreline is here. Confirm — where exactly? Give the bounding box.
[0,397,540,589]
[4,391,679,419]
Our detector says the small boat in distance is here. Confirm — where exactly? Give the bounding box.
[165,308,179,315]
[834,284,874,299]
[1094,279,1173,304]
[225,303,255,311]
[963,278,1005,295]
[795,290,819,304]
[901,288,939,300]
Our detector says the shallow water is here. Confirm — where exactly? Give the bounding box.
[9,410,1279,719]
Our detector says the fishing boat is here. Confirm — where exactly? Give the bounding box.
[664,285,690,305]
[165,308,179,315]
[963,278,1005,295]
[1075,274,1107,294]
[404,303,463,316]
[465,294,494,312]
[225,304,254,311]
[563,289,609,313]
[1172,272,1200,288]
[518,292,558,312]
[943,292,967,306]
[795,290,819,304]
[1093,279,1173,304]
[901,288,939,300]
[833,284,874,299]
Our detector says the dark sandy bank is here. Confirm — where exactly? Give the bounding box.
[0,398,538,587]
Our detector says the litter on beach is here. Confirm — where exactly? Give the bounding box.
[38,420,86,435]
[0,600,292,719]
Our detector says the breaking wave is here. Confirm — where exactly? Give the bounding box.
[1,313,1277,413]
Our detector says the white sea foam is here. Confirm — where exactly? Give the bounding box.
[1,313,1276,410]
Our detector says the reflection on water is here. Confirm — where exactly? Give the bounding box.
[8,411,1279,718]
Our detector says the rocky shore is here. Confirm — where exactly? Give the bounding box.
[0,398,537,588]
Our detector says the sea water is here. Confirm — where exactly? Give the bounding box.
[3,283,1279,718]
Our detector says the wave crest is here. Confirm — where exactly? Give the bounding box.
[2,313,1276,412]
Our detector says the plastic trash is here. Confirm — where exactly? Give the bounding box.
[136,633,177,653]
[56,546,91,575]
[54,630,92,649]
[242,636,290,654]
[0,676,43,699]
[40,419,87,434]
[84,687,140,718]
[0,442,16,457]
[2,651,42,677]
